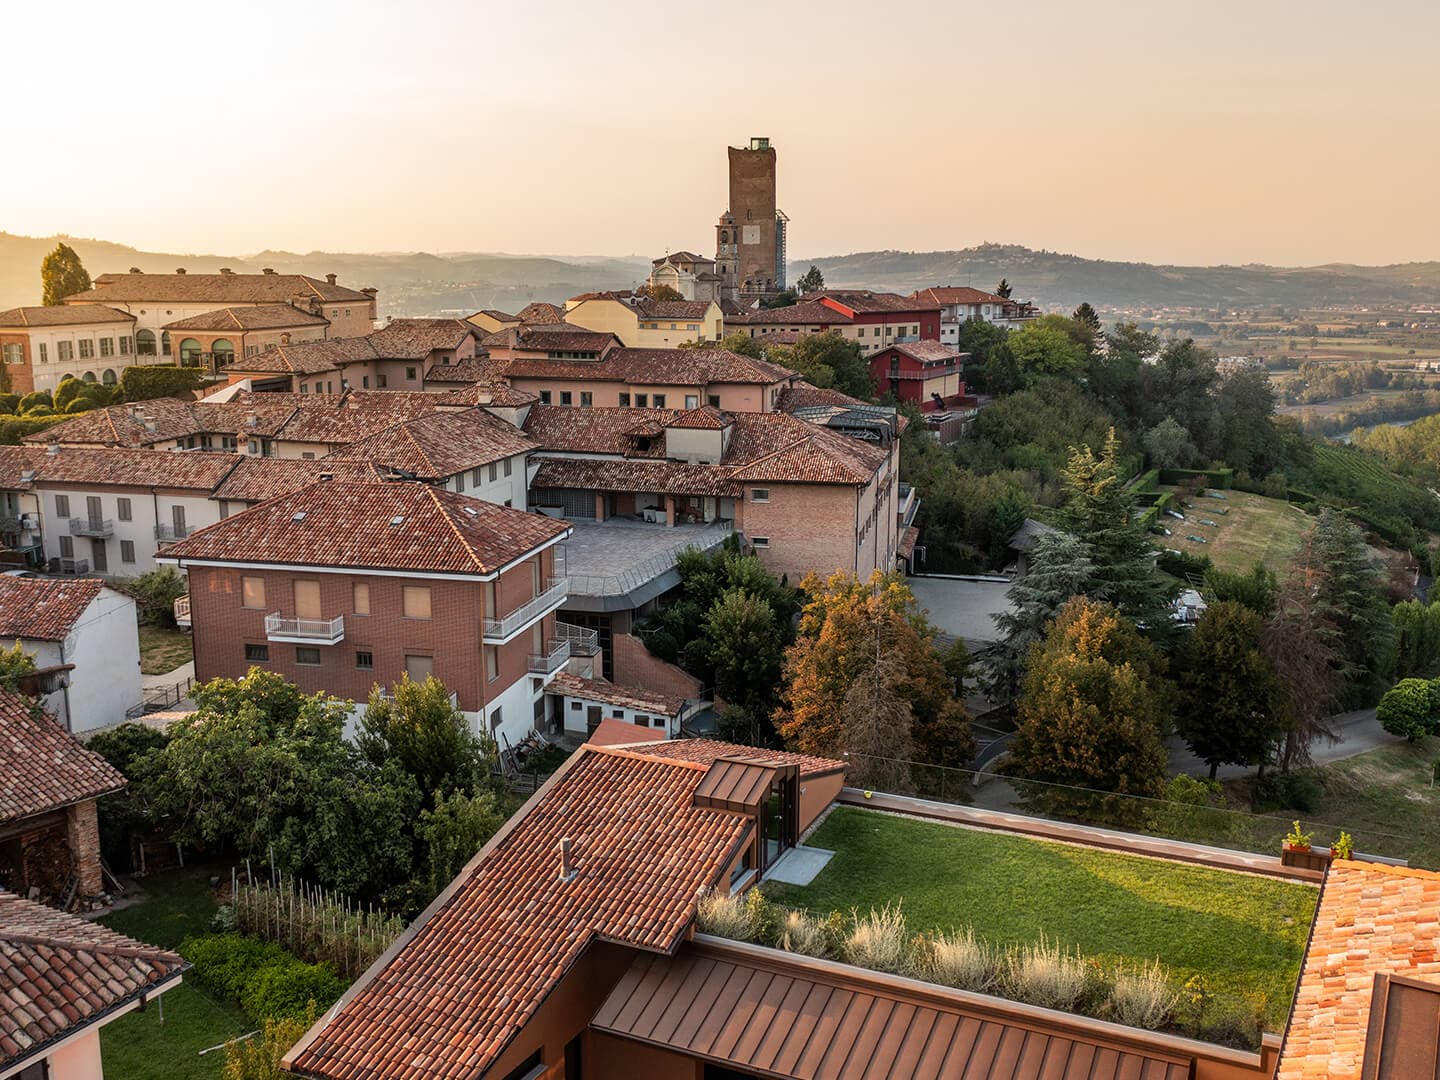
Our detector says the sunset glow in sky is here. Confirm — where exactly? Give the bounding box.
[6,0,1438,266]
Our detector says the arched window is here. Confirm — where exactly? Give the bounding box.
[161,331,172,356]
[102,369,117,385]
[82,371,96,383]
[135,329,156,356]
[179,338,202,365]
[720,230,729,243]
[211,338,235,366]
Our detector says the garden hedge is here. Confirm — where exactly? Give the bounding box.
[1159,467,1235,488]
[180,932,346,1022]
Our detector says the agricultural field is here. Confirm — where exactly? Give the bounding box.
[1161,488,1312,575]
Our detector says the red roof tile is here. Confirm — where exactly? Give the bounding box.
[285,746,756,1080]
[66,271,372,304]
[0,578,104,641]
[0,305,135,328]
[160,480,569,577]
[1277,860,1440,1080]
[0,889,182,1071]
[162,304,330,331]
[208,457,384,504]
[326,408,536,479]
[635,738,844,778]
[530,457,743,498]
[910,286,1011,306]
[0,445,242,491]
[0,692,126,822]
[550,672,685,717]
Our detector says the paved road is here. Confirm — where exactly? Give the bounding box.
[1167,707,1395,780]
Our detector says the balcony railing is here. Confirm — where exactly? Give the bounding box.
[555,621,600,657]
[264,612,345,645]
[527,639,571,674]
[482,578,568,642]
[155,524,193,543]
[69,517,114,537]
[174,594,191,629]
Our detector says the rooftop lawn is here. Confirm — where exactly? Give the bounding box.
[765,806,1318,1030]
[1165,488,1312,575]
[98,867,250,1080]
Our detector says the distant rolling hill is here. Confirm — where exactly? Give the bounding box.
[0,233,651,316]
[790,243,1440,312]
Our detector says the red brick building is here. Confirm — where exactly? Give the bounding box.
[725,289,942,356]
[869,339,969,411]
[158,479,572,747]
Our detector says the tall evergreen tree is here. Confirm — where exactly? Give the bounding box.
[987,531,1096,703]
[1175,601,1283,778]
[1310,509,1394,702]
[1072,302,1101,332]
[40,242,91,306]
[1263,541,1342,770]
[995,278,1012,299]
[795,265,825,294]
[1061,429,1178,640]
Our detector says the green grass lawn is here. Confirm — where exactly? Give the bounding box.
[138,624,193,676]
[1166,488,1312,575]
[98,867,250,1080]
[767,807,1317,1029]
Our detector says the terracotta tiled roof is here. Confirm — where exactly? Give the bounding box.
[523,405,679,456]
[284,745,755,1080]
[437,380,538,407]
[752,328,803,344]
[0,889,183,1071]
[725,300,852,326]
[549,671,685,716]
[725,412,889,485]
[881,339,965,363]
[515,301,567,324]
[481,326,618,355]
[1276,859,1440,1080]
[223,337,373,376]
[531,457,743,498]
[423,357,511,384]
[806,289,941,315]
[0,577,104,641]
[0,444,242,491]
[162,304,330,331]
[631,298,715,320]
[585,716,665,746]
[365,319,477,358]
[910,286,1010,307]
[0,305,135,328]
[470,309,518,322]
[22,399,300,448]
[160,480,569,577]
[326,408,536,480]
[270,395,439,446]
[65,271,372,304]
[668,404,731,430]
[208,457,384,504]
[898,524,920,560]
[651,251,709,266]
[635,737,844,778]
[0,692,126,822]
[777,382,870,412]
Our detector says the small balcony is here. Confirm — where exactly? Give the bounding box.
[482,578,568,643]
[527,639,571,675]
[173,594,191,629]
[155,524,193,543]
[556,621,600,657]
[264,612,345,645]
[69,517,114,538]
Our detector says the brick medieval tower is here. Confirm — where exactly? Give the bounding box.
[715,138,787,304]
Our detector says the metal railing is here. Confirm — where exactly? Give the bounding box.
[264,612,345,643]
[173,594,191,628]
[69,517,114,537]
[154,523,193,542]
[555,621,600,657]
[482,578,567,641]
[558,522,734,599]
[527,639,571,674]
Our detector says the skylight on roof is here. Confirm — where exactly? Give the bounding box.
[292,511,307,522]
[390,515,405,526]
[462,506,478,516]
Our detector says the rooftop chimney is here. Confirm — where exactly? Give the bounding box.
[262,268,276,275]
[558,838,577,883]
[46,443,60,456]
[325,273,337,285]
[361,287,377,298]
[280,333,291,345]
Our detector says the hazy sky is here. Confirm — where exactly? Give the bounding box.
[7,0,1438,266]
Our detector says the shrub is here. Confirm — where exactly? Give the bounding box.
[844,903,909,973]
[126,567,189,627]
[1197,998,1266,1050]
[777,909,831,958]
[0,414,65,445]
[1003,937,1088,1011]
[1157,548,1213,581]
[1377,677,1440,741]
[920,929,997,993]
[238,957,345,1022]
[182,933,288,1002]
[1108,960,1177,1029]
[1250,770,1322,813]
[0,393,18,415]
[222,1011,314,1080]
[121,364,205,402]
[695,888,754,941]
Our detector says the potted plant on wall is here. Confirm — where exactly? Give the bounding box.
[1332,831,1354,861]
[1281,820,1333,871]
[1283,821,1313,854]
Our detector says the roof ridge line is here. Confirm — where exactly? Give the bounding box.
[0,929,176,962]
[426,485,486,571]
[588,745,710,772]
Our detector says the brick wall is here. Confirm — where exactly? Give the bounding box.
[66,799,103,896]
[610,634,702,699]
[187,547,557,712]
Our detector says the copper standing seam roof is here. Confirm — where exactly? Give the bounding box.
[693,758,788,814]
[592,944,1192,1080]
[1361,972,1440,1079]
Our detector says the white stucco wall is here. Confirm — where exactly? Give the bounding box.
[19,588,143,733]
[445,452,528,509]
[558,693,676,738]
[39,487,219,575]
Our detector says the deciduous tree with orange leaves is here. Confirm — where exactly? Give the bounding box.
[776,570,973,783]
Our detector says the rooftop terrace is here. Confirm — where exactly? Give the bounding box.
[554,517,734,610]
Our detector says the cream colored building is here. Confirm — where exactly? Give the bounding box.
[564,293,724,348]
[0,305,138,394]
